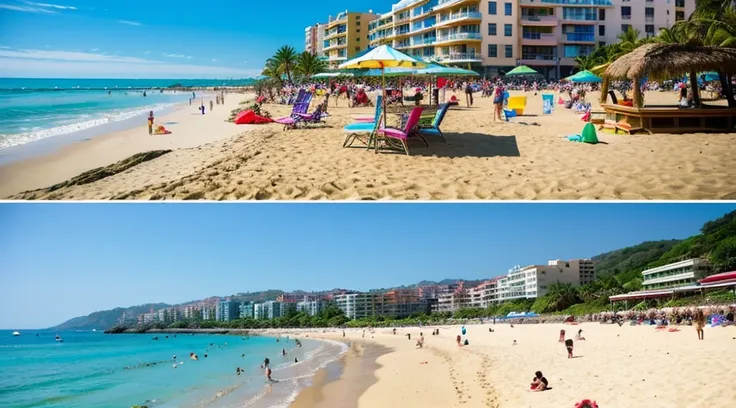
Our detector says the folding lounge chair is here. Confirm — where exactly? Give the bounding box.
[273,94,313,130]
[378,106,424,156]
[343,102,383,148]
[417,103,450,144]
[294,104,325,127]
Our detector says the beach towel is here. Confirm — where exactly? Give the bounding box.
[558,96,565,105]
[234,110,274,125]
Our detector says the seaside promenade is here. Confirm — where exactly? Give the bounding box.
[4,89,735,200]
[273,322,736,408]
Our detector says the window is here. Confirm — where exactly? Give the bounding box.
[504,23,512,36]
[356,21,361,26]
[505,44,513,58]
[504,2,512,16]
[621,24,631,32]
[621,6,631,19]
[598,25,605,36]
[598,9,605,20]
[488,1,497,15]
[645,24,654,35]
[488,23,497,35]
[598,41,606,47]
[488,44,497,57]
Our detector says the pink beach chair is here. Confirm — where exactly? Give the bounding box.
[377,106,424,156]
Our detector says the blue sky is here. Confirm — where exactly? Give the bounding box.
[0,0,397,78]
[1,203,734,329]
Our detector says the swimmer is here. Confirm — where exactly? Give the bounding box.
[282,348,286,356]
[236,367,242,376]
[204,354,208,358]
[294,358,298,363]
[173,355,177,360]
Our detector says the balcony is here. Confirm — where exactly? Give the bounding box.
[323,41,347,51]
[520,15,559,26]
[433,52,482,63]
[520,54,558,66]
[645,16,654,23]
[622,14,632,20]
[434,0,480,12]
[564,32,595,42]
[328,54,347,62]
[522,32,558,46]
[411,22,437,34]
[324,28,347,40]
[394,41,412,49]
[436,11,483,27]
[435,32,483,44]
[536,0,612,5]
[409,38,437,47]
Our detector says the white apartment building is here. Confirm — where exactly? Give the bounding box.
[641,258,711,290]
[496,259,595,302]
[334,293,379,319]
[253,303,266,320]
[296,300,326,316]
[435,289,469,312]
[467,279,500,308]
[305,24,326,56]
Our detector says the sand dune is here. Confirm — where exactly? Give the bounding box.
[5,90,736,200]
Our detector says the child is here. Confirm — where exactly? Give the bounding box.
[147,111,154,135]
[456,334,461,346]
[559,329,566,342]
[565,339,574,358]
[530,371,548,391]
[576,329,586,341]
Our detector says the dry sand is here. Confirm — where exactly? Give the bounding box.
[285,322,736,408]
[3,90,736,200]
[0,92,254,198]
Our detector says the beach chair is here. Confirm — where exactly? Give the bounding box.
[294,104,325,127]
[417,103,450,144]
[353,95,383,123]
[507,96,527,115]
[343,103,383,148]
[378,106,424,156]
[273,94,313,130]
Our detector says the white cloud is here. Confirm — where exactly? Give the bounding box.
[0,46,11,49]
[90,48,99,52]
[186,56,193,59]
[143,51,150,55]
[211,58,218,62]
[0,49,155,64]
[163,53,187,58]
[23,1,77,10]
[117,20,141,26]
[0,3,57,13]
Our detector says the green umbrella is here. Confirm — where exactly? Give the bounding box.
[565,70,601,83]
[504,65,539,77]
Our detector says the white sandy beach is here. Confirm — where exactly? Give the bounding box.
[2,89,736,199]
[279,322,736,408]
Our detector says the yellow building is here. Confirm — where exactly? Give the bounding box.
[322,10,378,67]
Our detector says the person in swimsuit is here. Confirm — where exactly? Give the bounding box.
[147,111,154,135]
[559,329,565,342]
[565,339,574,358]
[266,366,273,382]
[694,309,706,340]
[493,83,505,122]
[530,371,548,391]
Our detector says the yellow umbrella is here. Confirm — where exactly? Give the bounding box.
[339,45,425,152]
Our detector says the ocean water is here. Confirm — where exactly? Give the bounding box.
[0,330,346,408]
[0,78,253,151]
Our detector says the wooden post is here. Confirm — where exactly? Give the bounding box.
[632,76,642,108]
[600,77,610,104]
[689,70,701,107]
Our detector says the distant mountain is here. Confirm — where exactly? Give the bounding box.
[593,240,682,278]
[50,303,169,331]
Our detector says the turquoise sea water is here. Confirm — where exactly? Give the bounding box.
[0,78,254,150]
[0,330,345,408]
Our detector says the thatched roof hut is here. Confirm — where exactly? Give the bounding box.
[604,43,736,81]
[601,43,736,107]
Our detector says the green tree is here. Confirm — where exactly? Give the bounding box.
[295,52,327,79]
[272,45,299,83]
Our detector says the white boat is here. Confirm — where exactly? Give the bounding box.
[12,331,20,336]
[55,335,62,342]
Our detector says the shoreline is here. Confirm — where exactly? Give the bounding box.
[0,90,255,198]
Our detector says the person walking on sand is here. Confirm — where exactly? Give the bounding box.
[210,100,214,112]
[565,339,574,358]
[493,82,505,122]
[694,309,706,340]
[147,111,154,135]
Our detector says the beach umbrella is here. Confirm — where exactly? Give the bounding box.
[565,70,602,83]
[504,65,539,77]
[338,45,425,152]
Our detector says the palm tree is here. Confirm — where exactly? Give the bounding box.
[295,52,327,79]
[272,46,299,83]
[545,282,581,312]
[616,27,644,57]
[573,55,597,71]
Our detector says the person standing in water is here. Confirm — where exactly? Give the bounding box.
[210,100,214,112]
[147,111,154,135]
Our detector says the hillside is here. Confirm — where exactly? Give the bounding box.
[592,240,682,289]
[50,303,169,331]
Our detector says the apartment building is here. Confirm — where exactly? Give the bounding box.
[334,293,380,319]
[296,300,326,316]
[434,285,469,312]
[367,0,693,79]
[305,24,326,56]
[216,299,240,322]
[495,259,594,302]
[641,258,712,290]
[239,302,255,319]
[322,10,378,67]
[467,278,500,308]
